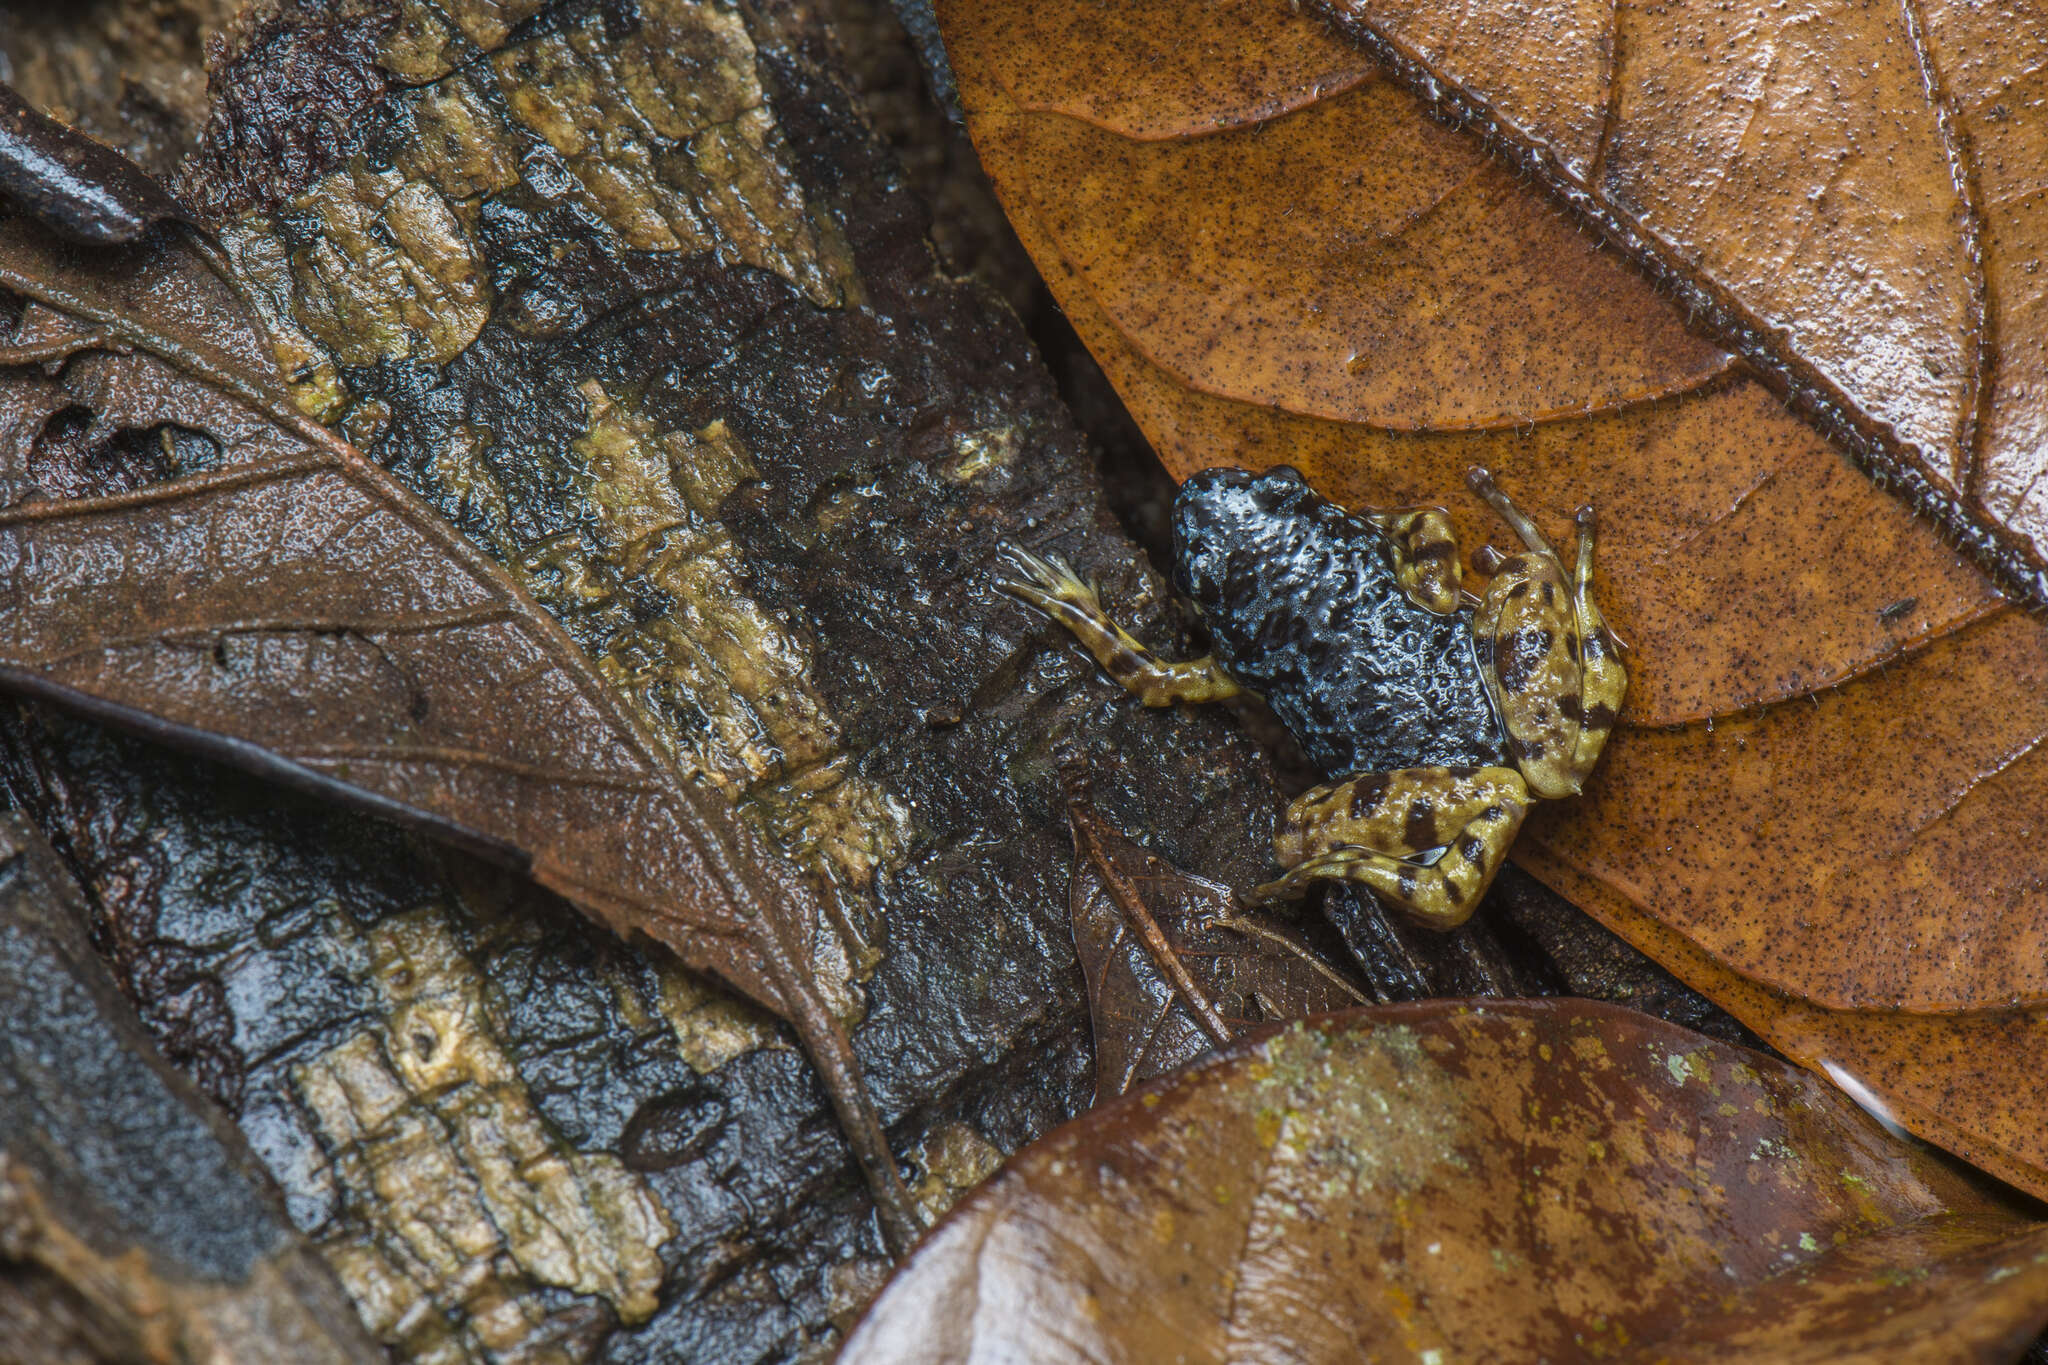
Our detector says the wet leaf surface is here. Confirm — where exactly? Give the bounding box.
[0,2,1758,1355]
[844,1000,2048,1365]
[936,0,2048,1195]
[0,191,921,1244]
[1308,0,2048,610]
[0,81,201,243]
[1066,793,1362,1102]
[0,811,382,1365]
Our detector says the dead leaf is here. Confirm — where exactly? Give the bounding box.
[1066,796,1362,1102]
[0,207,922,1250]
[843,1000,2048,1364]
[936,0,2048,1196]
[0,80,200,243]
[1308,0,2048,607]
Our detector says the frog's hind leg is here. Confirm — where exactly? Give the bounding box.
[996,546,1244,706]
[1254,766,1529,929]
[1566,505,1628,781]
[1361,506,1462,615]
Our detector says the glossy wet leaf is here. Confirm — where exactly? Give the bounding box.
[844,1000,2048,1364]
[1067,797,1362,1102]
[0,207,921,1249]
[1520,845,2048,1214]
[937,0,2048,1194]
[0,80,199,243]
[1309,0,2048,608]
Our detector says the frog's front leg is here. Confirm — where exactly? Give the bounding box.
[1361,506,1462,616]
[996,547,1244,706]
[1251,766,1529,929]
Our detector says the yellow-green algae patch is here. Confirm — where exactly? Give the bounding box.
[294,910,675,1363]
[226,0,909,1040]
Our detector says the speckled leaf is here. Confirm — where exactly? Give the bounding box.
[1309,0,2048,610]
[936,0,2048,1195]
[0,206,920,1248]
[844,1000,2048,1365]
[1067,797,1362,1103]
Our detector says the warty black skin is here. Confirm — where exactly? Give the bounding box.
[1171,466,1509,778]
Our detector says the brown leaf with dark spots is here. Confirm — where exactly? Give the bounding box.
[1309,0,2048,608]
[844,1000,2048,1365]
[938,0,2048,1196]
[0,208,923,1250]
[1067,797,1362,1103]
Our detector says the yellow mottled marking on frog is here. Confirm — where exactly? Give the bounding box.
[997,547,1244,707]
[1362,505,1463,615]
[998,467,1625,930]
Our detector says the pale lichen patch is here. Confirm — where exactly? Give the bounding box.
[942,426,1020,483]
[382,0,465,84]
[566,384,911,1020]
[908,1121,1006,1226]
[491,2,843,303]
[652,961,783,1073]
[293,911,675,1361]
[286,164,493,367]
[434,0,549,51]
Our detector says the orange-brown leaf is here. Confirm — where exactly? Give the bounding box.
[1312,0,2048,605]
[937,0,2048,1196]
[844,1001,2048,1364]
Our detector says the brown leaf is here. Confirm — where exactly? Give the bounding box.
[0,209,922,1249]
[0,80,200,243]
[1066,796,1362,1102]
[937,0,2048,1195]
[1308,0,2048,607]
[843,1000,2048,1364]
[1519,844,2048,1212]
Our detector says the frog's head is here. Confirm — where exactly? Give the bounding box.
[1171,465,1336,612]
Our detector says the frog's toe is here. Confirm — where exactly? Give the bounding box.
[995,545,1096,607]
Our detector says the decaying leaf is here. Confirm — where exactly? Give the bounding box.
[937,0,2048,1196]
[0,205,921,1248]
[1066,795,1362,1102]
[1309,0,2048,609]
[843,1000,2048,1365]
[0,810,384,1365]
[0,80,200,243]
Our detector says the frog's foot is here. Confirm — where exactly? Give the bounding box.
[1362,506,1462,615]
[1250,771,1528,930]
[995,545,1244,707]
[1465,466,1554,555]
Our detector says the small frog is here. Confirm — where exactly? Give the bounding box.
[998,465,1624,929]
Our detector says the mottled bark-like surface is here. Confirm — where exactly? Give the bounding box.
[0,812,383,1365]
[0,1,1741,1358]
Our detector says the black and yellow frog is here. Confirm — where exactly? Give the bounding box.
[999,466,1625,928]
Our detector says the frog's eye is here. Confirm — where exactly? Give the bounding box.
[1265,464,1306,484]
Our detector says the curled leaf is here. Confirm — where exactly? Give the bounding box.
[1309,0,2048,606]
[845,1000,2048,1364]
[0,209,922,1249]
[1067,797,1362,1102]
[0,80,199,243]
